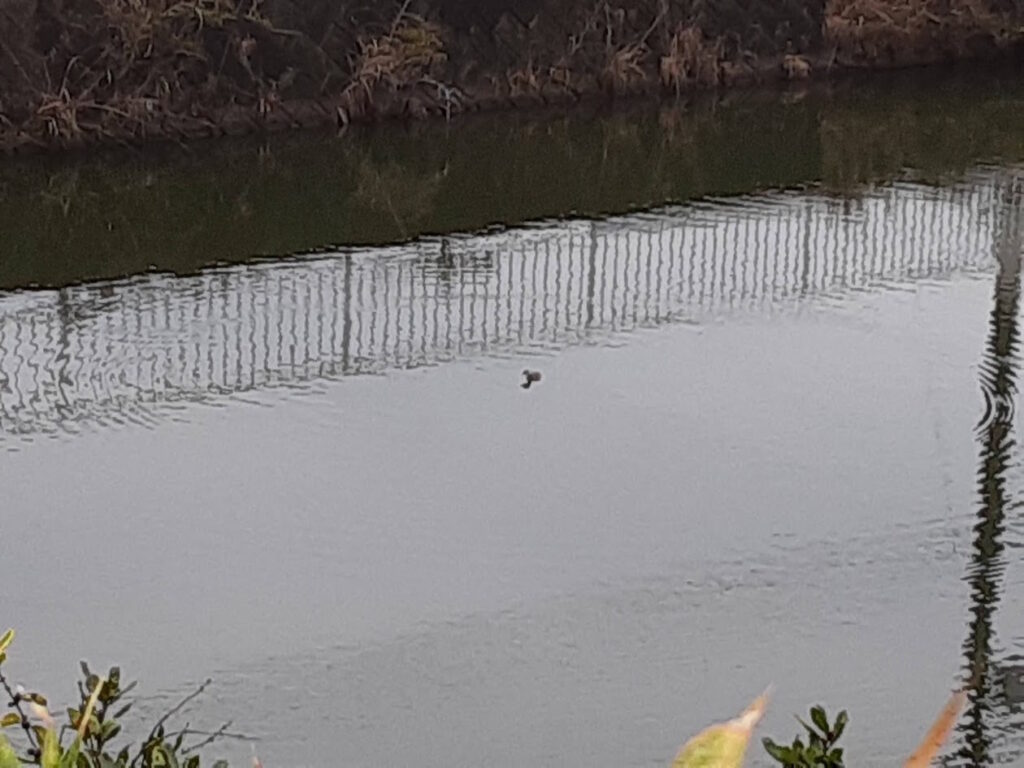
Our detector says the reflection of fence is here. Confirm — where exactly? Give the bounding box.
[0,170,1010,438]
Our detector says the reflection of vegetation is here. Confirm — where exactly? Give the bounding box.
[0,630,235,768]
[952,179,1024,767]
[820,95,1024,191]
[352,156,446,237]
[1,67,1023,290]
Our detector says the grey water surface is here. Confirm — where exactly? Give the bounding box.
[3,66,1024,767]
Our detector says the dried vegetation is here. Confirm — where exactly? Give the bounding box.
[0,0,1020,151]
[826,0,1024,66]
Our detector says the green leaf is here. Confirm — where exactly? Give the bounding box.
[0,734,19,768]
[161,746,179,768]
[112,703,133,720]
[762,738,794,764]
[795,717,819,745]
[41,727,60,768]
[810,706,828,735]
[29,693,48,707]
[0,714,20,729]
[832,710,848,741]
[149,745,168,768]
[59,738,81,768]
[0,630,12,657]
[183,757,199,768]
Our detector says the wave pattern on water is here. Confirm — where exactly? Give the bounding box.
[0,170,1011,442]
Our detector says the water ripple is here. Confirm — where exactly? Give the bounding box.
[0,169,1009,444]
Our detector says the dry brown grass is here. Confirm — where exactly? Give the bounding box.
[826,0,1020,65]
[342,13,448,118]
[659,26,723,92]
[0,0,1019,150]
[782,53,812,79]
[5,0,287,144]
[350,17,446,95]
[506,60,542,96]
[604,42,648,91]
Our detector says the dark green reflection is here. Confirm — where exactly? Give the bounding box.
[955,176,1024,766]
[0,65,1023,290]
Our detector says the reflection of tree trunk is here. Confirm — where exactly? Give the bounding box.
[957,175,1023,766]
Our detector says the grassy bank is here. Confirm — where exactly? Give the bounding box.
[0,0,1021,152]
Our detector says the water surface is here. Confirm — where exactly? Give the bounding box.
[2,66,1024,767]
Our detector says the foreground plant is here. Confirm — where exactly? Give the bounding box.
[1,620,970,768]
[0,628,234,768]
[671,687,965,768]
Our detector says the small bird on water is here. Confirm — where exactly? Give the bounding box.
[521,369,542,389]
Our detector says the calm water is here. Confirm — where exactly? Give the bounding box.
[3,66,1024,767]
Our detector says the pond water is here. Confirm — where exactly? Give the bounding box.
[2,65,1024,767]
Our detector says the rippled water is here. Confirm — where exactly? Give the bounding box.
[3,69,1024,767]
[0,178,1006,438]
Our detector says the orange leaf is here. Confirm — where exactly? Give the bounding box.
[904,690,966,768]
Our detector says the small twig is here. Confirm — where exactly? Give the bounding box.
[166,726,255,744]
[0,667,38,750]
[389,0,414,37]
[0,38,35,88]
[604,1,614,53]
[181,721,238,754]
[129,679,212,768]
[152,679,211,734]
[638,4,668,48]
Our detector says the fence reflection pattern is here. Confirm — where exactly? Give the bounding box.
[0,171,1010,439]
